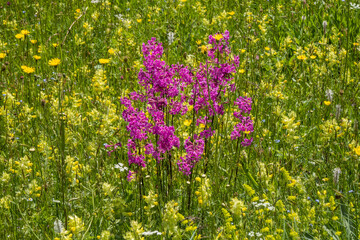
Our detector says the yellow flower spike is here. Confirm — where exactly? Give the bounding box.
[288,196,296,201]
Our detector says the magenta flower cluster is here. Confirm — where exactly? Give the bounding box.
[231,96,254,146]
[112,31,253,177]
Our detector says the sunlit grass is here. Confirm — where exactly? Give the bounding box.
[1,0,360,239]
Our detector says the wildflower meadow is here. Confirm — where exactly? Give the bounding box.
[1,0,360,239]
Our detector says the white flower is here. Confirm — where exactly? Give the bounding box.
[322,21,327,33]
[114,163,128,172]
[114,163,124,168]
[142,231,162,236]
[114,14,124,20]
[325,89,333,101]
[168,32,175,45]
[267,206,275,211]
[333,168,341,184]
[54,219,64,233]
[350,2,360,9]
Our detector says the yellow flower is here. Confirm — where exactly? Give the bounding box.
[48,58,61,66]
[310,55,316,59]
[288,196,296,201]
[239,69,245,74]
[195,177,201,182]
[354,146,360,156]
[198,45,208,53]
[21,66,35,74]
[184,119,192,126]
[108,48,115,55]
[52,43,59,48]
[297,55,307,60]
[228,11,235,16]
[0,53,6,59]
[324,101,331,106]
[33,55,41,60]
[136,19,142,23]
[15,34,25,39]
[30,40,37,44]
[243,184,255,196]
[99,58,110,64]
[214,34,223,41]
[290,230,298,238]
[21,30,30,35]
[196,40,202,45]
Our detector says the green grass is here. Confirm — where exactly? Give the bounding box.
[1,0,360,239]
